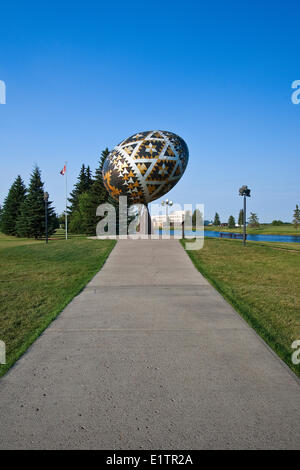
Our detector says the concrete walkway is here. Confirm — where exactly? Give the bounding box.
[0,239,300,449]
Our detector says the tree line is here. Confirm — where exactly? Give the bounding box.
[212,210,248,228]
[0,148,114,239]
[212,205,300,228]
[2,153,300,238]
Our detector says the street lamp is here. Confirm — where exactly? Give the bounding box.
[239,185,251,245]
[161,199,173,226]
[44,191,49,244]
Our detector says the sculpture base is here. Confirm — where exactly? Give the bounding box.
[139,205,152,236]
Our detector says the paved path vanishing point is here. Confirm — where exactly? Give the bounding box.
[0,239,300,449]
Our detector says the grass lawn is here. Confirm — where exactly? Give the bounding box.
[247,240,300,252]
[182,237,300,377]
[0,233,116,377]
[49,228,87,240]
[205,224,300,236]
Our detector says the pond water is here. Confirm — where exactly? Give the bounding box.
[204,230,300,243]
[155,229,300,243]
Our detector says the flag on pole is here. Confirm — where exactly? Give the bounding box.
[60,165,66,175]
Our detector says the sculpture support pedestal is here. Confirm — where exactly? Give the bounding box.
[147,205,152,235]
[139,204,152,236]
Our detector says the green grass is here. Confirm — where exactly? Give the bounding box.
[0,233,116,377]
[50,228,87,240]
[209,237,300,252]
[205,223,300,236]
[182,237,300,377]
[246,240,300,251]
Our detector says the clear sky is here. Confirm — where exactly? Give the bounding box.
[0,0,299,222]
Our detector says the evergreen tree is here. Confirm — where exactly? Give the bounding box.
[213,212,221,226]
[85,165,93,190]
[228,215,235,229]
[68,150,112,234]
[81,149,113,235]
[272,220,284,226]
[16,166,56,239]
[192,209,203,228]
[52,213,60,231]
[68,164,89,216]
[293,204,300,229]
[1,175,27,235]
[248,212,259,228]
[238,209,244,226]
[68,192,88,234]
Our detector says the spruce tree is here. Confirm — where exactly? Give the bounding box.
[68,164,88,216]
[238,209,244,226]
[213,212,221,226]
[16,166,56,239]
[1,175,27,235]
[248,212,259,228]
[81,149,111,235]
[228,215,235,229]
[293,204,300,229]
[192,209,203,228]
[85,165,93,190]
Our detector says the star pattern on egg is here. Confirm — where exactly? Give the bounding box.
[102,130,189,204]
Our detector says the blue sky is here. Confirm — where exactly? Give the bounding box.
[0,0,299,222]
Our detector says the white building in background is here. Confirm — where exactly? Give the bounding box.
[151,214,166,227]
[151,210,186,227]
[169,210,186,225]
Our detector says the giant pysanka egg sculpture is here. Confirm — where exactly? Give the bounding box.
[102,130,189,205]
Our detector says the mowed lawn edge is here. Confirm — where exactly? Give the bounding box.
[181,238,300,378]
[0,236,116,378]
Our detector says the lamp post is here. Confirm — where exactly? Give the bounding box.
[239,185,251,245]
[161,199,173,227]
[44,192,49,244]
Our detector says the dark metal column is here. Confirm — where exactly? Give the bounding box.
[243,195,246,245]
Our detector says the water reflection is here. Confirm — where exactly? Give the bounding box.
[155,229,300,243]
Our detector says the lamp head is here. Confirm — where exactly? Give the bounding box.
[239,185,251,197]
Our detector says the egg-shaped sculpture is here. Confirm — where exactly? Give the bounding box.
[102,130,189,205]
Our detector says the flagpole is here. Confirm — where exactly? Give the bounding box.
[65,161,68,240]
